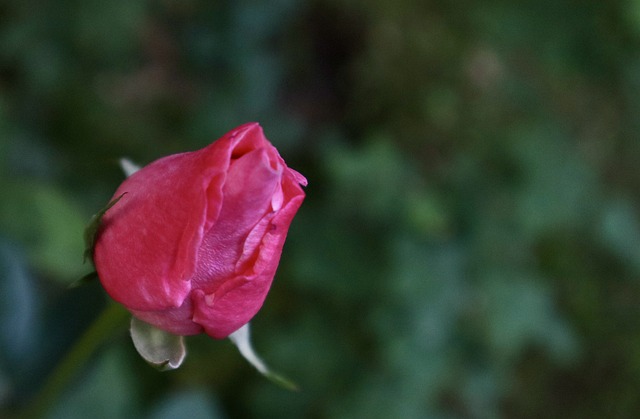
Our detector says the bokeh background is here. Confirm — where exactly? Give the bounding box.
[2,0,640,418]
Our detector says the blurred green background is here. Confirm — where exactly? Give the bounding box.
[2,0,640,418]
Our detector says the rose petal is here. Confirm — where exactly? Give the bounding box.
[95,146,229,311]
[193,147,281,289]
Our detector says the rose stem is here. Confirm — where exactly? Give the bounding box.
[24,302,130,418]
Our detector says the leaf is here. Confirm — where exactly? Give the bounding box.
[130,316,186,371]
[0,181,87,282]
[82,193,126,264]
[229,323,299,391]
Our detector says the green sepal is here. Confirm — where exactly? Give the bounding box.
[68,270,100,289]
[229,323,299,391]
[83,192,127,265]
[130,316,186,371]
[263,369,300,392]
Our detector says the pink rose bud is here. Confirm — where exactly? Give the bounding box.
[94,123,307,339]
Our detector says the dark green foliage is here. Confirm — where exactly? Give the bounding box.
[1,0,640,418]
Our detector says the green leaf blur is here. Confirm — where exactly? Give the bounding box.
[1,0,640,418]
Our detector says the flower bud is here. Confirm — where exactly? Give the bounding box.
[94,123,306,339]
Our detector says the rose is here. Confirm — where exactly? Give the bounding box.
[94,123,306,339]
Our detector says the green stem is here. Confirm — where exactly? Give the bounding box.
[24,302,130,419]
